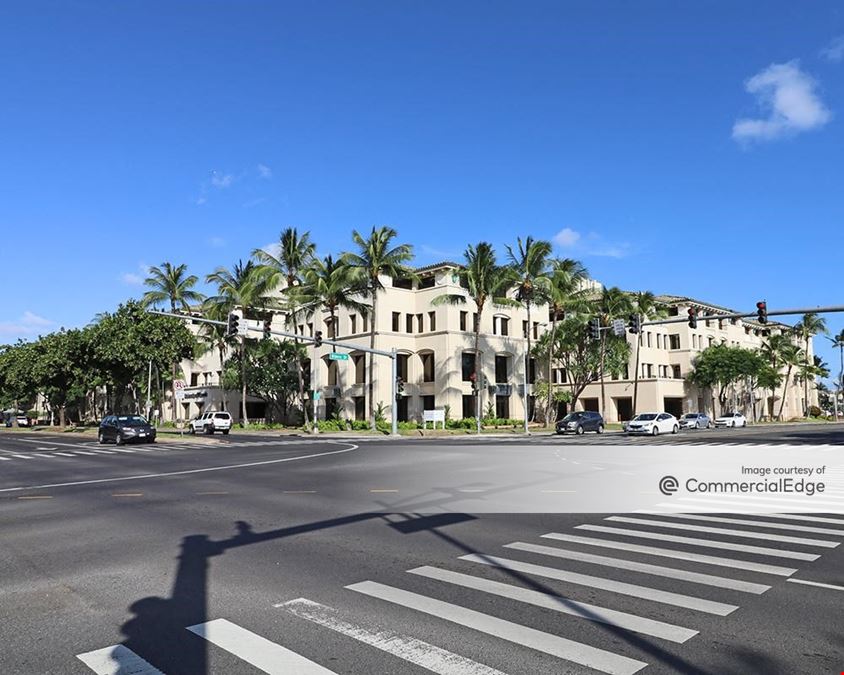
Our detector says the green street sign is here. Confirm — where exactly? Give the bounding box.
[328,352,349,361]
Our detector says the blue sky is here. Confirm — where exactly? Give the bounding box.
[1,1,843,379]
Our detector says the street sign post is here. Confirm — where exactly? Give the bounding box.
[328,352,349,361]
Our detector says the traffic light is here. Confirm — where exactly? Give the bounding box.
[628,314,641,334]
[756,301,767,324]
[262,318,272,339]
[226,312,239,337]
[396,376,405,399]
[314,330,323,347]
[687,307,697,329]
[589,318,601,340]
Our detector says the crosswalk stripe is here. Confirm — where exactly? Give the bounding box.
[92,450,116,454]
[576,525,820,561]
[459,554,736,615]
[605,516,839,548]
[278,597,508,675]
[541,533,798,576]
[187,618,336,673]
[786,578,844,591]
[76,644,164,674]
[504,541,770,594]
[644,513,844,537]
[766,514,844,526]
[111,448,136,453]
[72,450,98,456]
[410,565,698,642]
[33,453,55,458]
[674,496,839,513]
[0,456,11,460]
[681,493,844,507]
[53,452,76,457]
[347,580,648,675]
[11,454,34,459]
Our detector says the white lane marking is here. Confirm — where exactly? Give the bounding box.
[110,448,137,453]
[460,554,736,615]
[786,578,844,591]
[682,493,844,507]
[76,644,164,674]
[187,618,336,674]
[0,442,358,493]
[0,456,11,460]
[17,438,103,449]
[675,497,841,513]
[92,449,117,454]
[541,533,797,576]
[605,516,839,548]
[576,525,819,561]
[767,514,844,526]
[278,597,507,675]
[410,565,698,643]
[11,454,34,459]
[645,513,844,537]
[72,450,98,456]
[33,453,55,458]
[505,541,770,594]
[36,447,57,450]
[347,580,648,675]
[52,452,76,457]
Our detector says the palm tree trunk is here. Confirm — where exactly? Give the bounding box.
[240,339,249,425]
[525,302,532,426]
[368,290,377,429]
[778,365,793,420]
[545,315,556,427]
[804,338,809,416]
[473,316,481,433]
[599,332,607,418]
[632,333,642,416]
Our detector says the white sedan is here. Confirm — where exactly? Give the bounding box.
[715,412,747,428]
[626,412,679,436]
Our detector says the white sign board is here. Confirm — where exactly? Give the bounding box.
[422,409,445,430]
[175,390,185,400]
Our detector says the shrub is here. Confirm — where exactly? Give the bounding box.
[808,405,822,418]
[351,420,371,431]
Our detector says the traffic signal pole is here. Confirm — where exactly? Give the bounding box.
[149,310,399,436]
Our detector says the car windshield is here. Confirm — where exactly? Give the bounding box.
[634,414,657,421]
[683,414,698,419]
[117,415,148,426]
[562,413,584,422]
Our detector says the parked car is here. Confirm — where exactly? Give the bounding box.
[556,411,605,435]
[4,414,30,427]
[715,412,747,428]
[626,412,679,436]
[679,412,712,430]
[98,415,156,445]
[189,411,232,435]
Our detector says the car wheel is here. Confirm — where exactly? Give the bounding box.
[672,424,679,434]
[222,430,230,435]
[651,426,659,436]
[731,421,736,428]
[190,426,195,435]
[98,431,105,444]
[576,425,584,435]
[147,437,155,444]
[596,424,604,434]
[115,433,124,446]
[707,421,713,429]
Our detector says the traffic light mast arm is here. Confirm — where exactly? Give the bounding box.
[638,304,844,328]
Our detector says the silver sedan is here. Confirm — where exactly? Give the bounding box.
[679,413,712,429]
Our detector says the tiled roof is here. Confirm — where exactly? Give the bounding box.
[414,261,462,273]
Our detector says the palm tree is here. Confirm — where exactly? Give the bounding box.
[205,260,267,425]
[761,333,789,420]
[432,242,515,432]
[595,286,634,418]
[505,236,553,428]
[253,227,317,427]
[631,292,667,416]
[543,258,589,426]
[776,341,804,421]
[195,303,236,413]
[140,262,205,422]
[793,313,827,416]
[343,226,414,428]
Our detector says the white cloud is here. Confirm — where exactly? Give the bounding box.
[732,61,831,142]
[553,227,581,247]
[257,163,272,179]
[121,272,143,285]
[208,236,226,248]
[261,242,281,259]
[0,311,55,336]
[820,35,844,62]
[195,196,207,206]
[210,171,235,189]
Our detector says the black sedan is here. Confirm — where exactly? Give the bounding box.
[98,415,156,445]
[556,411,605,435]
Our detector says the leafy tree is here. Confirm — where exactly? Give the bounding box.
[594,287,634,417]
[433,242,515,432]
[776,341,804,420]
[833,329,844,392]
[0,341,40,422]
[793,313,827,416]
[688,344,763,411]
[223,339,305,424]
[343,226,414,428]
[31,329,91,426]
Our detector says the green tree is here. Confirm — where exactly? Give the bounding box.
[0,340,40,423]
[631,292,667,416]
[760,333,790,420]
[595,287,634,417]
[833,329,844,393]
[432,242,515,432]
[205,260,267,424]
[31,329,91,427]
[253,228,317,428]
[141,262,205,422]
[505,236,553,427]
[688,344,764,412]
[776,341,804,420]
[793,312,827,416]
[343,226,414,428]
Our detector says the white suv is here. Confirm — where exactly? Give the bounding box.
[189,411,232,435]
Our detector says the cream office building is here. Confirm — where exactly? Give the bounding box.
[171,263,814,424]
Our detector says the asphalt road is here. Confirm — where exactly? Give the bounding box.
[1,425,843,675]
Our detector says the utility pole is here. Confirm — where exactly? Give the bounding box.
[146,359,153,421]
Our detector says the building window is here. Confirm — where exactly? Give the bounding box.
[422,395,435,411]
[392,312,401,332]
[495,355,508,383]
[350,315,357,334]
[500,317,509,336]
[362,315,368,333]
[522,320,529,338]
[708,337,715,348]
[307,322,313,337]
[528,358,536,384]
[190,373,199,386]
[646,332,652,348]
[656,334,662,349]
[393,277,413,290]
[418,276,435,289]
[669,334,680,350]
[397,354,409,381]
[461,352,476,381]
[326,317,336,339]
[327,361,338,385]
[353,355,365,384]
[692,334,697,349]
[421,352,435,382]
[672,365,681,379]
[406,314,414,333]
[416,314,423,333]
[533,322,539,340]
[622,365,629,379]
[460,311,468,331]
[552,367,566,384]
[496,395,510,419]
[462,394,476,419]
[492,316,498,334]
[428,311,436,332]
